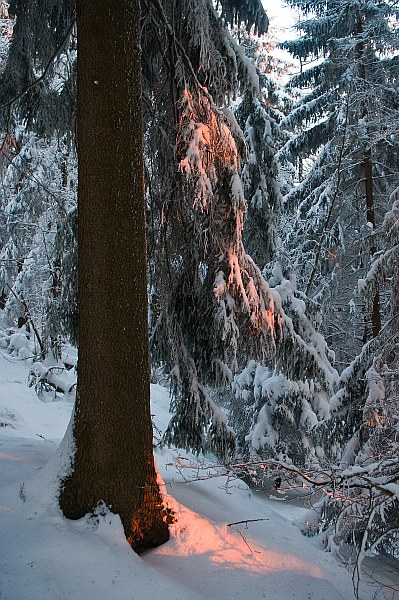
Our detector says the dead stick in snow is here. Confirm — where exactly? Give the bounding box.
[227,518,269,527]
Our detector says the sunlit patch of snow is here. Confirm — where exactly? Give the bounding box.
[0,351,396,600]
[150,496,324,578]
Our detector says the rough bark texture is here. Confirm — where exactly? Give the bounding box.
[59,0,170,553]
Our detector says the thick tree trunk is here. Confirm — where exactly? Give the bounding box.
[59,0,170,552]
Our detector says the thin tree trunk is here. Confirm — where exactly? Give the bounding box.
[363,147,381,338]
[59,0,170,552]
[356,22,381,340]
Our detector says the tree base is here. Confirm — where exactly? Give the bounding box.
[130,524,170,554]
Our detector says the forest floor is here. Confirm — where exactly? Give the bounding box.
[0,347,398,600]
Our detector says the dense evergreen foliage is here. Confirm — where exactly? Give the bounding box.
[0,0,398,573]
[280,0,399,366]
[278,0,399,569]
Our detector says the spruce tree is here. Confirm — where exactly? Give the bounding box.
[1,0,340,470]
[278,2,399,561]
[142,0,276,456]
[229,28,336,465]
[58,0,170,551]
[280,0,399,367]
[0,0,170,550]
[313,187,399,573]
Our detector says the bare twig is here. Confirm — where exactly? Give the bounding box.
[236,529,261,555]
[227,518,269,527]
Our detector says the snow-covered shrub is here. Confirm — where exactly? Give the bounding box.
[0,326,35,359]
[28,359,76,402]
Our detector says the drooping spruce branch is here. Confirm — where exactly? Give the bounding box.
[0,19,76,112]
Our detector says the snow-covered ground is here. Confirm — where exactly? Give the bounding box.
[0,346,398,600]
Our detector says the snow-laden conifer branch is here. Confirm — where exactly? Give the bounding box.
[0,19,76,112]
[215,0,269,36]
[0,135,77,353]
